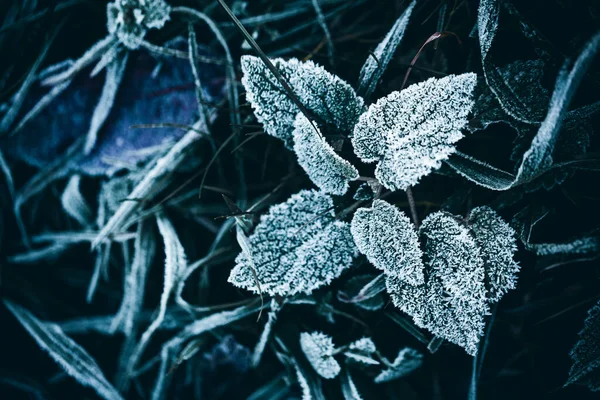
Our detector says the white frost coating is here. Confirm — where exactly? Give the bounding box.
[293,114,359,195]
[374,348,423,383]
[299,332,341,379]
[351,200,424,285]
[352,73,477,191]
[294,362,313,400]
[251,299,281,367]
[228,189,358,297]
[4,300,124,400]
[566,300,600,391]
[468,207,520,303]
[418,212,488,355]
[107,0,171,49]
[240,56,364,147]
[531,237,600,256]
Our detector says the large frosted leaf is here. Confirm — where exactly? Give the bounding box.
[356,0,415,100]
[419,212,489,355]
[468,207,520,303]
[4,300,124,400]
[566,300,600,391]
[352,73,476,191]
[241,56,364,147]
[350,200,423,285]
[228,190,357,296]
[293,114,359,195]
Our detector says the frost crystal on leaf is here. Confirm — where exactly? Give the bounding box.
[293,114,359,195]
[419,212,488,355]
[374,348,423,383]
[107,0,171,49]
[241,56,364,147]
[228,189,358,296]
[566,300,600,391]
[352,73,477,191]
[351,200,424,285]
[468,206,520,303]
[300,332,341,379]
[345,337,379,365]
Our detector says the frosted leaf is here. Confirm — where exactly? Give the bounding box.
[251,299,281,367]
[293,114,359,195]
[419,212,488,355]
[341,371,363,400]
[468,207,520,303]
[61,175,92,226]
[299,332,341,379]
[352,73,477,191]
[352,183,375,201]
[468,59,549,133]
[374,348,423,383]
[531,236,600,257]
[349,337,376,354]
[4,300,124,400]
[357,0,415,100]
[566,300,600,391]
[107,0,171,49]
[385,275,428,328]
[228,189,358,297]
[241,55,364,147]
[351,200,424,285]
[344,337,379,365]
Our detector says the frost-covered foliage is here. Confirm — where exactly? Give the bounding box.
[4,300,124,400]
[241,56,364,147]
[293,114,359,195]
[344,337,379,365]
[468,206,520,302]
[566,300,600,391]
[418,212,488,355]
[107,0,171,49]
[351,200,423,285]
[352,73,477,191]
[228,190,358,296]
[365,206,518,355]
[300,332,341,379]
[374,348,423,383]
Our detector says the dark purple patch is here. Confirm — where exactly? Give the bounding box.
[2,44,226,176]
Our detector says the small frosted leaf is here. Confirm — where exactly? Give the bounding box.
[4,300,124,400]
[293,114,359,195]
[352,183,375,201]
[352,73,477,190]
[468,207,520,303]
[107,0,171,49]
[357,0,415,100]
[374,348,423,383]
[228,189,358,297]
[531,236,600,257]
[344,337,379,365]
[351,200,424,285]
[419,212,488,355]
[341,372,363,400]
[241,56,364,147]
[299,332,341,379]
[61,175,92,226]
[566,300,600,391]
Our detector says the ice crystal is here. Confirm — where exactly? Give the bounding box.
[293,114,359,195]
[107,0,171,49]
[344,337,379,365]
[241,56,364,147]
[566,300,600,391]
[228,189,358,296]
[374,348,423,383]
[299,332,341,379]
[351,200,424,285]
[468,206,520,303]
[352,73,477,191]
